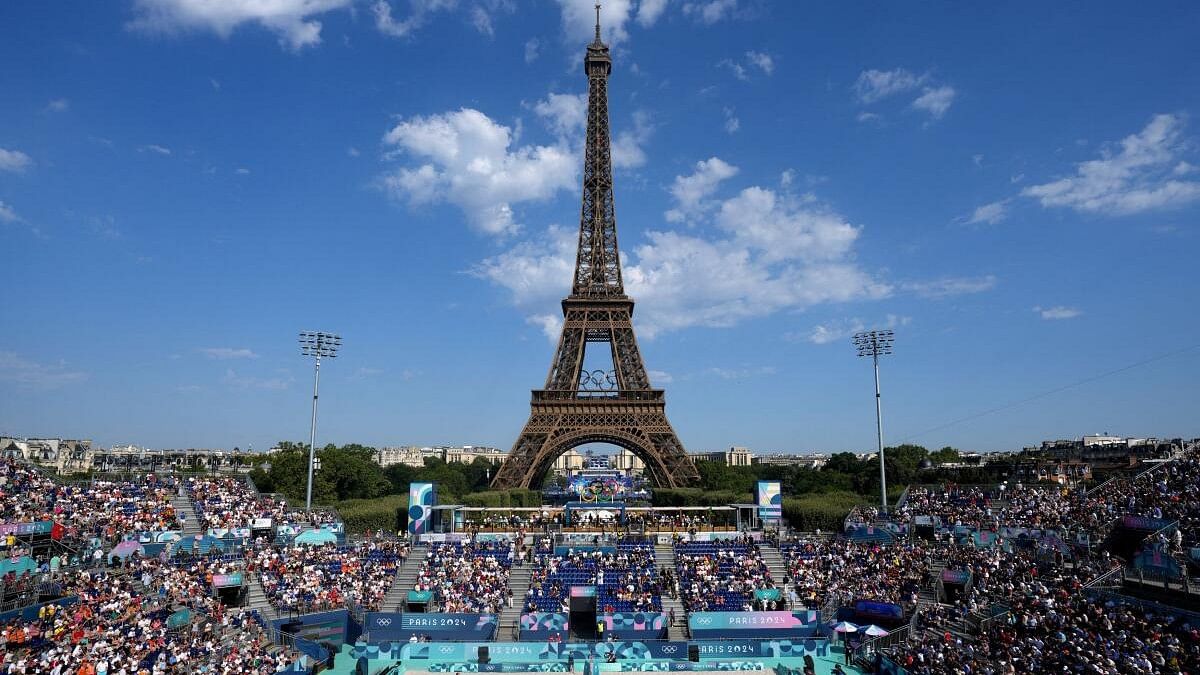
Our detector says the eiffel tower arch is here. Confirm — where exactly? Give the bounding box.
[491,7,699,490]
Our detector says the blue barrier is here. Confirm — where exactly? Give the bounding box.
[687,611,825,639]
[365,612,499,641]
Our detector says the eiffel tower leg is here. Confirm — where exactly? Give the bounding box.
[491,425,549,490]
[492,408,698,490]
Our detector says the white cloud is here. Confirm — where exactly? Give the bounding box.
[745,50,774,75]
[708,365,776,380]
[611,110,654,169]
[470,5,493,36]
[140,144,172,156]
[524,37,540,63]
[235,167,251,175]
[902,275,997,299]
[553,0,633,46]
[223,369,293,390]
[965,199,1009,225]
[471,224,577,304]
[857,112,881,124]
[647,369,673,384]
[664,156,739,223]
[476,177,890,338]
[0,351,87,389]
[380,108,577,236]
[527,314,563,342]
[532,92,651,167]
[720,59,748,81]
[715,186,860,263]
[347,147,361,157]
[128,0,352,50]
[723,108,740,134]
[911,85,956,119]
[0,148,33,173]
[200,347,259,360]
[466,1,514,38]
[636,0,670,27]
[804,318,865,345]
[682,0,738,24]
[854,68,925,103]
[0,201,21,224]
[534,93,587,139]
[45,99,69,113]
[373,0,419,37]
[1022,114,1200,215]
[800,314,910,345]
[1035,306,1082,320]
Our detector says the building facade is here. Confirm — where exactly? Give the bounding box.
[0,437,94,474]
[690,446,755,467]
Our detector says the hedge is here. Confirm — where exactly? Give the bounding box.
[651,488,748,507]
[781,491,866,532]
[460,489,542,508]
[337,494,409,534]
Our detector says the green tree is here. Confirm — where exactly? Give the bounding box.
[929,446,961,465]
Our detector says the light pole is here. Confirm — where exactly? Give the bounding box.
[299,331,341,510]
[853,329,894,516]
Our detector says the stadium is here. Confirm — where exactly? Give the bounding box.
[2,443,1198,674]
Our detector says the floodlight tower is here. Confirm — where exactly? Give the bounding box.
[299,331,341,510]
[853,329,894,516]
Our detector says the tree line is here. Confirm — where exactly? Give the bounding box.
[249,441,971,507]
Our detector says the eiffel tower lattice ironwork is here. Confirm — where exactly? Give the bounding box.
[491,5,699,490]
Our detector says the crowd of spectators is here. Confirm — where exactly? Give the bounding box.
[251,539,409,614]
[896,579,1199,673]
[0,458,179,540]
[783,538,930,609]
[414,541,512,614]
[186,476,341,532]
[461,511,720,533]
[874,445,1200,674]
[675,536,776,612]
[186,476,289,530]
[0,565,296,674]
[526,544,662,614]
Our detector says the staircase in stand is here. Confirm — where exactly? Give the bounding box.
[379,544,427,613]
[758,543,789,589]
[918,558,946,604]
[245,572,279,620]
[171,491,202,537]
[496,564,533,642]
[655,543,687,641]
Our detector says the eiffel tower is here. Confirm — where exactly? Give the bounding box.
[491,5,699,490]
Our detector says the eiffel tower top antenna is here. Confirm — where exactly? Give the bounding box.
[594,2,602,43]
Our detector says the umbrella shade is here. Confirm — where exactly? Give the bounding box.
[863,625,889,637]
[108,540,145,562]
[294,529,337,546]
[174,535,226,555]
[833,621,859,633]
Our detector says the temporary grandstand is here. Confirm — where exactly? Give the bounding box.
[1,439,1198,674]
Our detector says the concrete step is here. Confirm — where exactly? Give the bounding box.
[496,566,534,642]
[379,545,427,612]
[245,575,279,620]
[170,493,203,537]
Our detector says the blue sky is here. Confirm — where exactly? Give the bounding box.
[2,1,1199,455]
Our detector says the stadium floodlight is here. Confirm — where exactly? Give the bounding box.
[299,331,341,510]
[853,329,895,516]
